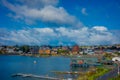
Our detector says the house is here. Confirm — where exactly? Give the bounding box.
[39,49,51,55]
[51,50,58,55]
[84,48,94,55]
[45,49,51,55]
[72,45,79,55]
[30,46,39,54]
[6,47,15,53]
[39,49,44,54]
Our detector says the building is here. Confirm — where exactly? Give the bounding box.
[72,45,79,55]
[39,49,51,55]
[51,50,58,55]
[45,49,51,55]
[70,56,101,67]
[30,46,39,54]
[84,48,94,55]
[39,49,44,54]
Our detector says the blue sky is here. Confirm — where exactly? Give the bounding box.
[0,0,120,45]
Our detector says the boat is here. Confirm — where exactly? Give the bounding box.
[34,60,36,64]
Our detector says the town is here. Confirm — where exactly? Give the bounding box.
[1,44,120,80]
[0,44,120,56]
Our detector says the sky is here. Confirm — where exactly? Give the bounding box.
[0,0,120,46]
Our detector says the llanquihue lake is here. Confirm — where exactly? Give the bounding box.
[0,55,71,80]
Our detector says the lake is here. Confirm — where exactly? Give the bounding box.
[0,55,73,80]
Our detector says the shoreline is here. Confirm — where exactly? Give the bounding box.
[0,53,72,57]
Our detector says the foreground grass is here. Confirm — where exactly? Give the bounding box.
[78,67,110,80]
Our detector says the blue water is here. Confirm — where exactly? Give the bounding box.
[0,55,71,80]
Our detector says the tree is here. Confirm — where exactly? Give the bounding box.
[20,45,30,53]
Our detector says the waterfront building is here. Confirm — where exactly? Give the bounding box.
[0,47,7,53]
[39,49,51,55]
[72,45,79,55]
[84,48,94,55]
[5,46,16,54]
[51,50,58,55]
[30,46,39,54]
[0,46,3,50]
[70,56,101,67]
[45,49,51,55]
[39,49,44,54]
[6,48,15,53]
[16,50,23,54]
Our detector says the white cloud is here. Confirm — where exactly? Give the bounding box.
[1,27,119,45]
[1,28,57,45]
[2,0,78,25]
[92,26,108,31]
[34,28,54,33]
[1,0,120,45]
[17,0,59,8]
[81,8,88,15]
[33,6,76,24]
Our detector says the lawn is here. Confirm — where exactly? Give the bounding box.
[77,67,111,80]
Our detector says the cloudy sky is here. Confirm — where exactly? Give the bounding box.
[0,0,120,45]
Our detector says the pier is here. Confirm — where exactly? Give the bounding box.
[52,71,85,75]
[12,73,60,80]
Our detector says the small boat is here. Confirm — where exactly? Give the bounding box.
[34,61,36,64]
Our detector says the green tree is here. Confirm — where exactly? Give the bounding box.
[20,45,30,53]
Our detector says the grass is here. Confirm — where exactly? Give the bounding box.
[77,67,111,80]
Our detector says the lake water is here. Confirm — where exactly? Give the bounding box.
[0,55,72,80]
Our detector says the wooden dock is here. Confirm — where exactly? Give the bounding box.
[12,73,60,80]
[52,71,85,75]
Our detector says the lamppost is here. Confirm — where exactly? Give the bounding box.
[115,60,119,75]
[118,62,119,75]
[112,57,120,75]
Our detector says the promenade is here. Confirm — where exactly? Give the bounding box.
[96,67,119,80]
